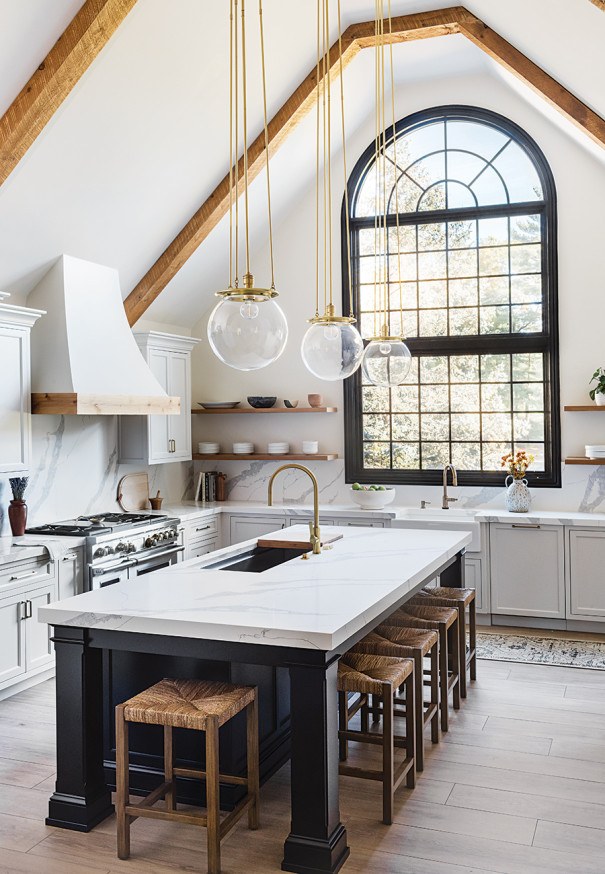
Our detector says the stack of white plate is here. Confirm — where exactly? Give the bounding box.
[198,442,220,455]
[233,442,254,454]
[585,444,605,459]
[267,442,289,455]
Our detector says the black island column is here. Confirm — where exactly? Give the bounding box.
[282,658,349,873]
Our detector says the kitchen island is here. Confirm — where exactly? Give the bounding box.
[40,524,470,874]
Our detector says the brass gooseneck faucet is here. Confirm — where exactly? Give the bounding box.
[267,464,322,554]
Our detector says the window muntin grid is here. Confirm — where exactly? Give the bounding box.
[344,107,559,486]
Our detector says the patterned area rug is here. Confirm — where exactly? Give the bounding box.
[477,632,605,670]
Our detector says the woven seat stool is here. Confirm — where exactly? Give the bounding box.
[413,586,477,697]
[379,603,460,732]
[351,628,439,771]
[338,651,415,825]
[116,678,259,874]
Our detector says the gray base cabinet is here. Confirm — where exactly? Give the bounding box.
[229,515,285,545]
[489,523,565,619]
[567,528,605,620]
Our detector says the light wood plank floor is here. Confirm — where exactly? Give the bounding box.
[2,657,605,873]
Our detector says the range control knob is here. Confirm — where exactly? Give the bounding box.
[93,547,107,559]
[115,542,127,553]
[144,536,155,548]
[126,542,136,553]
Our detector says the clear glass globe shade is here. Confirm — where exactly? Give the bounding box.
[207,296,288,371]
[362,338,412,387]
[300,321,364,381]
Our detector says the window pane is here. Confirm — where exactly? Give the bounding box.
[451,442,481,469]
[418,251,447,280]
[388,225,417,252]
[510,214,541,244]
[418,223,446,251]
[419,309,448,336]
[451,413,480,440]
[363,414,390,441]
[422,442,451,468]
[480,305,510,333]
[513,383,544,411]
[448,220,477,249]
[447,181,476,209]
[483,414,512,441]
[419,280,447,308]
[479,217,509,247]
[471,166,508,205]
[479,246,509,276]
[392,443,420,469]
[512,353,543,382]
[447,150,486,184]
[450,383,480,412]
[406,152,446,189]
[480,276,509,305]
[482,383,511,412]
[481,355,511,382]
[514,412,544,441]
[392,121,444,167]
[362,386,390,412]
[363,442,391,468]
[449,278,478,307]
[492,141,543,201]
[417,182,446,211]
[482,442,511,470]
[421,414,449,440]
[393,414,419,440]
[421,384,449,412]
[511,274,541,304]
[420,356,449,383]
[449,307,478,335]
[446,120,508,160]
[450,356,479,383]
[510,244,541,274]
[392,385,419,412]
[511,304,542,333]
[448,249,476,278]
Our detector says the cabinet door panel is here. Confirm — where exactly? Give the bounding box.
[490,524,565,618]
[0,328,28,474]
[167,352,190,459]
[148,349,171,461]
[229,516,285,545]
[0,595,26,685]
[58,551,84,600]
[464,556,484,612]
[26,587,56,672]
[568,529,605,619]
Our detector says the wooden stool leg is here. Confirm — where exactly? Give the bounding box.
[430,642,439,744]
[338,691,348,762]
[412,651,424,772]
[382,684,394,826]
[360,698,369,734]
[438,627,449,732]
[164,726,175,811]
[405,670,416,789]
[450,621,461,711]
[246,697,260,830]
[457,605,468,699]
[371,692,381,724]
[115,704,130,861]
[205,716,221,874]
[470,601,477,681]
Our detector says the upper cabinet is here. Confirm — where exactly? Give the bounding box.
[118,332,200,465]
[0,294,44,474]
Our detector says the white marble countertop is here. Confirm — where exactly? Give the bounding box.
[39,525,471,651]
[0,534,86,568]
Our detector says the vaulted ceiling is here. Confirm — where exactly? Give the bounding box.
[0,0,603,327]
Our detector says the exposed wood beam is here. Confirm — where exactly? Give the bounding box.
[589,0,605,10]
[124,5,605,325]
[0,0,138,186]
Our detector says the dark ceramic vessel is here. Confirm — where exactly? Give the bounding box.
[247,396,277,409]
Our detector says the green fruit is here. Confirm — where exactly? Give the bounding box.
[352,482,361,490]
[377,486,385,491]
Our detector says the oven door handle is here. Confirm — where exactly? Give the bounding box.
[92,559,137,576]
[132,546,185,565]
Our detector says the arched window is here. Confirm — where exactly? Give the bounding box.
[343,106,560,487]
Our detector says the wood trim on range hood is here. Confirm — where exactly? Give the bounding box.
[27,255,182,416]
[31,393,180,415]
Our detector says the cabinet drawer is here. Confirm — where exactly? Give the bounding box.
[0,558,53,597]
[188,537,219,560]
[186,517,219,544]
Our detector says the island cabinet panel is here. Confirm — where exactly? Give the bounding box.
[229,514,285,545]
[102,650,291,807]
[489,523,565,618]
[567,528,605,620]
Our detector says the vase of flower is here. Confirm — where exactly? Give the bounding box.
[8,477,28,536]
[501,451,534,513]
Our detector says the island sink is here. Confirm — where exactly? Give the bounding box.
[205,544,307,573]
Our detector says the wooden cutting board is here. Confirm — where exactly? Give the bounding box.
[117,473,150,511]
[257,531,343,550]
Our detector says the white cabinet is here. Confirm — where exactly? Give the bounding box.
[57,548,84,600]
[567,528,605,620]
[118,332,199,465]
[464,556,487,613]
[490,523,565,619]
[181,515,220,560]
[0,592,26,685]
[229,515,285,546]
[0,296,44,474]
[25,585,56,673]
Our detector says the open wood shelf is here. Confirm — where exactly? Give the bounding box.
[563,405,605,412]
[191,406,337,414]
[193,453,339,462]
[564,457,605,465]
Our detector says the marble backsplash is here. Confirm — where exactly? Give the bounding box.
[197,457,605,515]
[2,415,604,536]
[0,415,193,536]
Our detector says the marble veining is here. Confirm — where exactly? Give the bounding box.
[39,526,471,651]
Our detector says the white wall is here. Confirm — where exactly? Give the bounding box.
[189,70,605,512]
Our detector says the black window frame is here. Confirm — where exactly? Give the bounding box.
[342,105,560,488]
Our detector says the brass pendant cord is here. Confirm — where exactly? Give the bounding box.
[233,0,240,286]
[228,0,234,289]
[321,0,329,314]
[314,0,321,318]
[241,0,251,277]
[258,0,275,289]
[324,0,333,311]
[388,0,405,338]
[337,0,355,320]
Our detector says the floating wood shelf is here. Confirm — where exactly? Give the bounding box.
[563,405,605,411]
[191,406,337,415]
[564,457,605,465]
[193,453,339,462]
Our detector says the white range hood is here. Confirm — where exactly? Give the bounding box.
[26,255,180,415]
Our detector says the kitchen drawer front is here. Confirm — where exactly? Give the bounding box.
[335,518,386,528]
[287,517,336,527]
[0,557,54,598]
[187,516,219,544]
[188,536,219,561]
[567,528,605,620]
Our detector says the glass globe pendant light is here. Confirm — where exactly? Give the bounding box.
[207,0,287,371]
[360,0,412,388]
[300,0,364,381]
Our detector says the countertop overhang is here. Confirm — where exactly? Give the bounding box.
[39,525,471,651]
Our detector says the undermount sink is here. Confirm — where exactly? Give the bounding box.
[392,508,481,552]
[205,545,307,573]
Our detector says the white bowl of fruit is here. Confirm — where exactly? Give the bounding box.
[350,483,395,510]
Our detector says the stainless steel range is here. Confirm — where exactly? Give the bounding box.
[26,512,183,590]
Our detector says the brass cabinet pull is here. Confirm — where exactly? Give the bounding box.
[512,523,541,529]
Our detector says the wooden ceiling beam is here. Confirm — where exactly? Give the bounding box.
[589,0,604,11]
[0,0,138,186]
[123,5,605,325]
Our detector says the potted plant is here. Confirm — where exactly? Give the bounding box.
[500,451,534,513]
[8,477,29,536]
[589,367,605,406]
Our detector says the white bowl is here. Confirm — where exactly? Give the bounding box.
[350,487,396,510]
[302,441,319,454]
